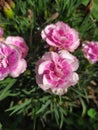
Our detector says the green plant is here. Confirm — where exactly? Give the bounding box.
[0,0,98,130]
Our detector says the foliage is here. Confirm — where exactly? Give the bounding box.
[0,0,98,130]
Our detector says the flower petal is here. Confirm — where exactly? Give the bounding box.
[9,59,27,77]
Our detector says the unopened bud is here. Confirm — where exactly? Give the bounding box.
[7,0,15,9]
[3,2,14,19]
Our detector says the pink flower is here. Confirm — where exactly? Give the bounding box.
[35,50,79,95]
[0,27,3,37]
[41,21,80,52]
[0,42,27,80]
[82,41,98,64]
[5,36,29,58]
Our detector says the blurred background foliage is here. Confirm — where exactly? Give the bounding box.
[0,0,98,130]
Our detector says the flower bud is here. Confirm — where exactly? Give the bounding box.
[7,0,15,9]
[3,2,14,19]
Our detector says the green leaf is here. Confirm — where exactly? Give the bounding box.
[6,99,31,115]
[79,98,87,117]
[59,110,64,129]
[36,100,51,114]
[92,2,98,19]
[82,0,98,19]
[82,0,89,5]
[87,108,97,119]
[0,79,17,101]
[0,123,2,130]
[54,107,59,125]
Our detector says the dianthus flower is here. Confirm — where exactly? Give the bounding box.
[83,41,98,64]
[35,50,79,95]
[41,21,80,52]
[0,42,27,80]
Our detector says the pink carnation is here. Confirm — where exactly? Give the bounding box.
[0,42,27,80]
[41,21,80,52]
[82,41,98,64]
[5,36,29,58]
[0,27,3,37]
[35,50,79,95]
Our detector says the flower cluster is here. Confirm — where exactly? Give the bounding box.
[36,21,98,95]
[1,20,98,96]
[0,27,28,80]
[36,21,80,95]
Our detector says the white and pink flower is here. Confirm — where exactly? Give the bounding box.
[83,41,98,64]
[35,50,79,95]
[41,21,80,52]
[5,36,29,58]
[0,42,27,80]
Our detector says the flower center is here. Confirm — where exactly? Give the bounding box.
[61,33,73,45]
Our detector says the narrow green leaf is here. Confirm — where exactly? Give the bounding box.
[0,79,17,101]
[6,99,31,115]
[60,113,64,129]
[36,100,51,114]
[79,98,87,117]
